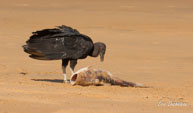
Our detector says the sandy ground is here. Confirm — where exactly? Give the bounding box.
[0,0,193,113]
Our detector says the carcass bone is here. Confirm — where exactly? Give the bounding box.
[70,66,146,87]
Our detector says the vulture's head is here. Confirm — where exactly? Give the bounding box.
[92,42,106,62]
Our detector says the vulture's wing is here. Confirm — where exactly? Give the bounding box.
[23,25,93,60]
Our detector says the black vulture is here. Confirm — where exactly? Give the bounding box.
[22,25,106,82]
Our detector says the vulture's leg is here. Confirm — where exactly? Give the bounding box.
[70,59,77,74]
[62,59,69,82]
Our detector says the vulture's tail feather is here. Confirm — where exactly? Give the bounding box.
[22,45,47,60]
[29,55,48,60]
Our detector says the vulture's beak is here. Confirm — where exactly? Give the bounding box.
[100,53,104,62]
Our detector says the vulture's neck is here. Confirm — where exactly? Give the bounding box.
[89,44,99,57]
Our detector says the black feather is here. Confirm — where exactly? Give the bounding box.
[23,25,94,60]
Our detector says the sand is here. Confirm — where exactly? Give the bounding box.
[0,0,193,113]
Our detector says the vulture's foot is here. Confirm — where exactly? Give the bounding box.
[63,79,70,83]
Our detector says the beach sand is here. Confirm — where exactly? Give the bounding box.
[0,0,193,113]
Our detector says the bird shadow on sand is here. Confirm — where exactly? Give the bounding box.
[31,78,104,86]
[31,79,64,83]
